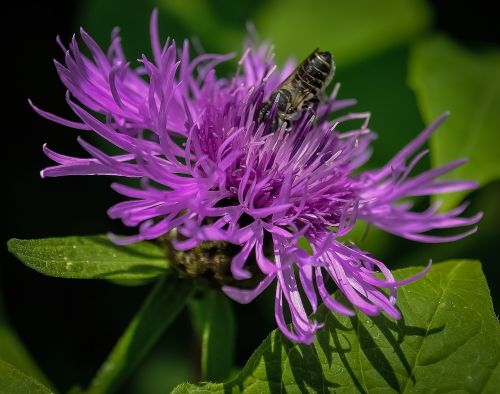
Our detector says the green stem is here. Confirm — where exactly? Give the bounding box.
[189,290,235,381]
[86,272,195,394]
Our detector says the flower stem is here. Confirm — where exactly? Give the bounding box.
[86,272,195,394]
[189,290,235,381]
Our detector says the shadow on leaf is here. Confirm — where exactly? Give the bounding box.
[221,307,444,393]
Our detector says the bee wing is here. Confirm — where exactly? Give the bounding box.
[276,48,320,88]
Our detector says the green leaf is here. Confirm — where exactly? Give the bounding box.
[173,260,500,393]
[0,305,54,390]
[86,272,195,394]
[189,290,235,381]
[7,235,168,282]
[0,360,54,394]
[409,35,500,209]
[255,0,431,66]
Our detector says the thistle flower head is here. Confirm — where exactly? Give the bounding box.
[33,10,481,344]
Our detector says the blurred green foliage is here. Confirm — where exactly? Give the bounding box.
[0,296,53,390]
[256,0,431,66]
[80,0,430,66]
[410,35,500,209]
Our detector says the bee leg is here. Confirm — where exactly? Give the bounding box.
[257,101,271,123]
[283,119,292,132]
[306,106,317,120]
[272,117,280,132]
[278,112,294,131]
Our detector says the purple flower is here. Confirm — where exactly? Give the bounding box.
[32,11,481,344]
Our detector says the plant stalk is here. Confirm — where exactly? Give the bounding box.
[86,272,195,394]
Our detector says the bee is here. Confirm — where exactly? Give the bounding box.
[258,49,335,131]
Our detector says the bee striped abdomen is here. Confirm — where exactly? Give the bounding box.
[297,51,333,92]
[257,49,335,131]
[296,70,323,90]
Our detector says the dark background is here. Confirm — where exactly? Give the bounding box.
[3,0,499,392]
